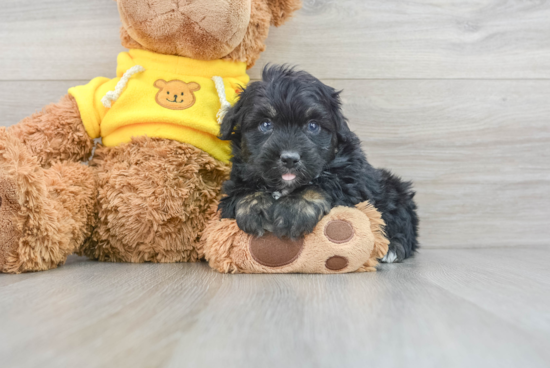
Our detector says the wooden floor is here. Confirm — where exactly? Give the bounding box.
[0,247,549,368]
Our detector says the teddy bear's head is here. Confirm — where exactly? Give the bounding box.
[117,0,302,68]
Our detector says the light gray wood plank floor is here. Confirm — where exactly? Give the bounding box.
[1,247,549,368]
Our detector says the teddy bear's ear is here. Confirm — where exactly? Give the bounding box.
[187,82,201,92]
[267,0,302,27]
[120,26,143,50]
[154,80,167,89]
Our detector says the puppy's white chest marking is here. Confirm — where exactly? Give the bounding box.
[272,189,291,200]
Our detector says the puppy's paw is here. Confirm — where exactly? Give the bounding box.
[235,192,275,237]
[271,189,331,239]
[380,240,406,263]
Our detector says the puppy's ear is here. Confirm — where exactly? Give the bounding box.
[326,88,352,145]
[219,96,245,140]
[334,110,352,145]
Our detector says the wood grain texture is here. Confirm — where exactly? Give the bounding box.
[2,80,549,248]
[0,81,82,126]
[1,0,550,80]
[0,0,120,81]
[331,79,550,248]
[0,248,549,368]
[252,0,550,79]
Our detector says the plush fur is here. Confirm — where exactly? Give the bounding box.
[118,0,252,60]
[120,0,302,68]
[0,0,302,273]
[0,128,96,274]
[80,136,230,263]
[9,94,94,168]
[218,66,419,262]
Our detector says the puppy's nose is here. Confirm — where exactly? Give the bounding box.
[280,151,301,168]
[174,94,178,99]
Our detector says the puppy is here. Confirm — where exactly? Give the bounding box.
[218,65,419,262]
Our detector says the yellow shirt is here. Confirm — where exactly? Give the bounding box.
[68,49,249,163]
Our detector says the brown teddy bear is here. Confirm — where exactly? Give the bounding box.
[0,0,302,274]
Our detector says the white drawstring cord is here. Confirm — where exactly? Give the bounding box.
[212,76,231,125]
[101,65,145,108]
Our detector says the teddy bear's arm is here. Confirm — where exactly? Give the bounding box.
[8,94,94,169]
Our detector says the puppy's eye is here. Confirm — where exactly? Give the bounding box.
[181,92,184,96]
[307,121,321,134]
[259,121,274,133]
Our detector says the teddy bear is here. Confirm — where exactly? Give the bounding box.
[0,0,302,274]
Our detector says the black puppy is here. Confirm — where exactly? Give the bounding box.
[218,65,419,262]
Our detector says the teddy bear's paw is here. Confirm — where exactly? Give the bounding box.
[0,129,24,272]
[0,128,85,273]
[204,202,388,274]
[0,175,23,272]
[243,206,379,274]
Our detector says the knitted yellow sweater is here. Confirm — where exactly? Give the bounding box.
[69,49,249,163]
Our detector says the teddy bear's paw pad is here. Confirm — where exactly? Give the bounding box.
[0,176,22,270]
[249,233,304,267]
[324,220,355,244]
[323,220,355,271]
[325,255,349,271]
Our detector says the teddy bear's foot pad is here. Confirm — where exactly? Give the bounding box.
[249,234,304,267]
[324,219,355,243]
[323,220,355,271]
[0,176,22,271]
[325,255,349,271]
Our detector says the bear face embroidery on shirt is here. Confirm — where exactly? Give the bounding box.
[154,79,201,110]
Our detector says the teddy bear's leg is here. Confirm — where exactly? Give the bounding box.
[202,202,390,274]
[81,137,230,263]
[8,94,94,168]
[0,128,96,273]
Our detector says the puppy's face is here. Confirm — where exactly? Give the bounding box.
[221,66,350,192]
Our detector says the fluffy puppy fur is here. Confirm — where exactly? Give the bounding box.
[218,66,419,262]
